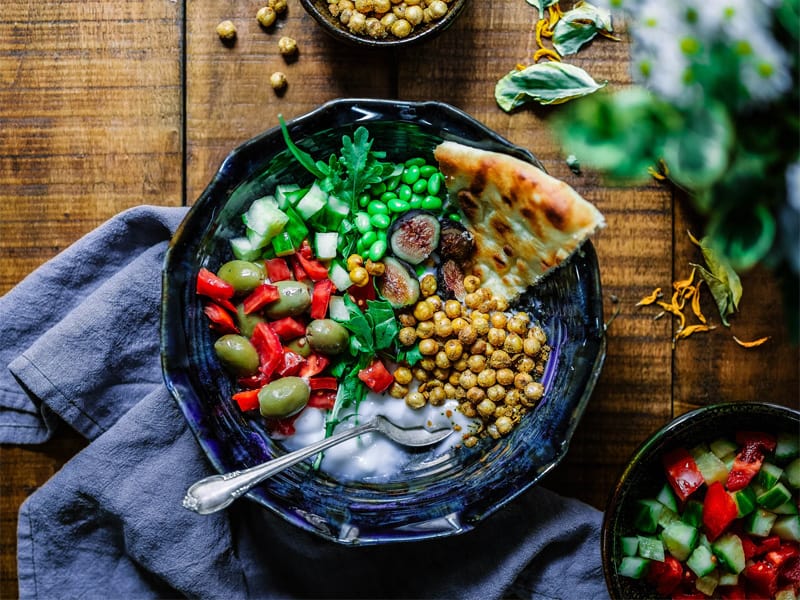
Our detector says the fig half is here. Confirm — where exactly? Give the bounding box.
[388,210,441,265]
[377,257,420,309]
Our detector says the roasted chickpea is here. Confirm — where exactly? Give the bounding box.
[478,299,496,314]
[496,368,515,387]
[380,12,397,27]
[416,320,435,339]
[427,0,448,18]
[470,339,487,355]
[373,0,391,11]
[428,386,446,406]
[496,416,514,435]
[451,317,469,333]
[443,383,458,399]
[467,354,486,373]
[432,310,446,322]
[349,266,369,286]
[516,356,536,373]
[405,391,426,409]
[435,351,451,369]
[419,358,436,372]
[503,332,524,354]
[514,372,534,390]
[488,349,511,369]
[463,275,481,293]
[460,402,477,418]
[443,339,463,361]
[398,326,417,346]
[354,0,373,11]
[464,292,481,309]
[434,318,453,338]
[432,367,450,381]
[448,370,462,386]
[419,274,437,297]
[472,316,490,336]
[524,381,544,402]
[269,71,287,90]
[348,11,367,33]
[390,17,412,38]
[413,367,429,382]
[405,4,423,23]
[365,259,385,276]
[487,384,506,403]
[507,315,528,336]
[458,324,477,346]
[476,399,496,419]
[466,386,486,404]
[487,327,506,347]
[476,368,496,388]
[278,36,297,55]
[413,300,434,321]
[451,357,468,372]
[524,337,541,356]
[397,312,416,327]
[490,312,508,329]
[389,382,408,398]
[216,20,237,41]
[427,295,443,311]
[505,388,521,406]
[494,296,509,312]
[269,0,288,12]
[393,366,413,385]
[444,300,462,319]
[256,6,277,27]
[459,371,478,389]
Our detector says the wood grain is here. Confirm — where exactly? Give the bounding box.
[1,0,798,595]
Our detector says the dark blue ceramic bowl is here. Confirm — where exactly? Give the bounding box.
[602,402,800,599]
[161,98,606,545]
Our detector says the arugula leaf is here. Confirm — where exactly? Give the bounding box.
[495,62,606,111]
[332,294,374,355]
[278,115,324,179]
[366,299,399,351]
[552,2,615,56]
[689,233,742,327]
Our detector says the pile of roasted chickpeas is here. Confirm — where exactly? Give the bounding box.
[391,273,550,447]
[327,0,453,40]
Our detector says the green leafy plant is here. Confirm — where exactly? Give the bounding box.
[553,0,799,336]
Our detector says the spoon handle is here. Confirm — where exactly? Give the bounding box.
[182,420,377,515]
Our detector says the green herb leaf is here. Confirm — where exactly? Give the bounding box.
[333,294,375,354]
[279,115,325,179]
[525,0,559,16]
[552,2,614,56]
[366,299,399,351]
[690,234,742,327]
[495,62,606,111]
[396,344,423,366]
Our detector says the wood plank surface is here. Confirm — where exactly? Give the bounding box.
[1,0,798,596]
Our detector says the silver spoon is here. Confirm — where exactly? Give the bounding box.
[182,415,453,515]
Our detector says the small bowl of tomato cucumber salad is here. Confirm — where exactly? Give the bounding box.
[602,402,800,600]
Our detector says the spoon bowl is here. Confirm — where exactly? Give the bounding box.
[183,415,452,515]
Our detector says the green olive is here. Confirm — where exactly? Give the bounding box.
[235,303,265,338]
[213,334,260,376]
[285,336,312,357]
[306,319,350,355]
[217,260,265,295]
[258,376,310,418]
[263,280,311,319]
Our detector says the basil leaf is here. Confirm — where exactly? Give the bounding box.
[495,62,606,111]
[365,299,398,351]
[552,2,614,56]
[333,295,374,354]
[690,235,742,327]
[525,0,559,16]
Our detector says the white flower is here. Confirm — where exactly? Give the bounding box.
[780,163,800,274]
[737,31,792,104]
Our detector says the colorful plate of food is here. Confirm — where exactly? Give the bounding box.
[161,98,607,544]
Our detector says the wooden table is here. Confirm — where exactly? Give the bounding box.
[1,1,797,596]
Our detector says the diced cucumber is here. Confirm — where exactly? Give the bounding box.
[710,437,738,459]
[731,487,757,518]
[775,590,798,600]
[693,446,729,485]
[620,536,639,557]
[230,236,262,261]
[772,515,800,542]
[757,482,793,510]
[657,483,680,513]
[661,521,698,561]
[718,572,738,586]
[786,458,800,489]
[658,506,681,529]
[327,261,353,292]
[723,453,736,471]
[634,499,664,534]
[695,571,719,597]
[711,532,746,574]
[327,296,349,322]
[773,500,799,515]
[682,500,704,528]
[687,545,716,577]
[243,196,289,248]
[637,535,665,562]
[618,556,651,579]
[314,232,338,260]
[326,193,351,220]
[746,508,778,537]
[274,183,300,209]
[775,431,799,463]
[270,230,296,257]
[295,182,327,220]
[757,463,784,490]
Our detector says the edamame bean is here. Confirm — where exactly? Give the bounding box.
[405,157,426,167]
[380,191,398,204]
[419,165,438,178]
[357,237,368,254]
[448,212,462,222]
[409,194,423,209]
[421,195,443,211]
[368,239,388,261]
[371,182,387,196]
[385,175,401,191]
[402,165,420,185]
[362,230,378,247]
[387,198,410,213]
[376,229,388,243]
[370,213,391,229]
[412,178,429,194]
[427,173,442,196]
[367,201,389,216]
[355,212,373,233]
[397,184,412,203]
[358,193,371,208]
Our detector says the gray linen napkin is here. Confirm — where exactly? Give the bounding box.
[0,205,608,600]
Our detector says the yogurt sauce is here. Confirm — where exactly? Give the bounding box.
[279,390,479,482]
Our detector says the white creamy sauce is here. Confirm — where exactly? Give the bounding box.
[279,390,478,482]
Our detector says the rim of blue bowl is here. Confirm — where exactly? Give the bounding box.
[161,98,607,545]
[601,401,800,599]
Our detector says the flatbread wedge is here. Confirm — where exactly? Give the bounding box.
[434,140,604,300]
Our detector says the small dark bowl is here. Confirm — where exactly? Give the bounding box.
[161,98,606,545]
[299,0,467,48]
[602,402,800,599]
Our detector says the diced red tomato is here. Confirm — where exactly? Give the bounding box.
[756,535,783,557]
[270,316,307,341]
[298,239,314,259]
[727,435,774,491]
[298,353,330,378]
[348,277,376,310]
[310,279,335,319]
[232,389,260,412]
[703,481,739,541]
[663,447,705,501]
[780,555,800,585]
[646,555,683,596]
[735,431,777,452]
[197,267,235,300]
[277,350,305,377]
[308,376,337,391]
[268,415,298,437]
[242,283,280,314]
[357,358,394,393]
[718,584,748,600]
[288,255,310,281]
[308,390,336,410]
[742,534,760,560]
[203,302,239,334]
[766,543,800,568]
[237,372,268,389]
[294,251,329,282]
[250,322,283,378]
[265,258,292,282]
[744,560,780,598]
